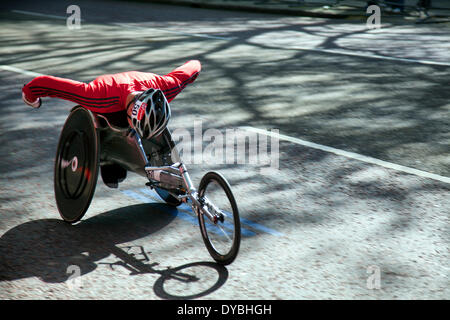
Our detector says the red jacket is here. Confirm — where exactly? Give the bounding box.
[22,60,201,113]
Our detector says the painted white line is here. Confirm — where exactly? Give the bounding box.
[242,126,450,184]
[11,9,73,21]
[0,65,43,77]
[293,46,450,67]
[12,9,231,40]
[113,22,235,41]
[146,27,235,41]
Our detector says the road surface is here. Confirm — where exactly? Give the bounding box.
[0,0,449,300]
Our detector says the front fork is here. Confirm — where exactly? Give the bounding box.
[179,164,223,224]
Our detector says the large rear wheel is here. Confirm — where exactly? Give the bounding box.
[54,107,100,223]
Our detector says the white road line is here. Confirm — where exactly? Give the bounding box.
[11,9,74,21]
[11,9,230,41]
[113,23,235,41]
[242,126,450,184]
[0,65,43,77]
[292,46,450,67]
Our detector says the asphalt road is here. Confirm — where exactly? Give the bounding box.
[0,0,449,300]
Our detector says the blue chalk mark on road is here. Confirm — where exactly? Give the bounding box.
[138,188,254,237]
[122,189,237,237]
[121,189,283,237]
[239,217,284,237]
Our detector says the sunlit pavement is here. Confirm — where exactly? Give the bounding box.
[0,0,449,299]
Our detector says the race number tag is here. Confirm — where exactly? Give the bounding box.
[138,103,147,121]
[131,100,147,121]
[131,101,141,117]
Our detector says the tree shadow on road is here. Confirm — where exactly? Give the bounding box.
[2,9,448,177]
[1,3,449,259]
[0,203,228,299]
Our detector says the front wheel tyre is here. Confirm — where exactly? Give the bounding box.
[197,171,241,265]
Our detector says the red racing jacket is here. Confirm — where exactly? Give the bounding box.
[22,60,201,114]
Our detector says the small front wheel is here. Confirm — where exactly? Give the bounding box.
[197,171,241,265]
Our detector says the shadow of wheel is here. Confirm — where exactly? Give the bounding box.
[153,261,229,300]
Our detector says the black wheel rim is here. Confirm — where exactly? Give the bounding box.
[54,107,99,223]
[59,130,89,199]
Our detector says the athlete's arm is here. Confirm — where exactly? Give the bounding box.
[161,60,201,102]
[22,75,122,113]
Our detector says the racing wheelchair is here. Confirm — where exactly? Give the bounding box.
[54,106,241,265]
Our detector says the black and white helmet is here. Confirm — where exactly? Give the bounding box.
[130,88,171,139]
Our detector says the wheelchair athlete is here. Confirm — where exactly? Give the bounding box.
[22,60,201,138]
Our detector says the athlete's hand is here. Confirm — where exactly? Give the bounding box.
[22,92,41,109]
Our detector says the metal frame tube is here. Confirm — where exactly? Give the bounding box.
[131,129,149,165]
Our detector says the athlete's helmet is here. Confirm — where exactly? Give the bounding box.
[129,88,171,139]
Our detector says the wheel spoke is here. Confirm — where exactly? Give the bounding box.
[216,223,232,242]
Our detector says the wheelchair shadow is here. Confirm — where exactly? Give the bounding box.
[0,203,228,299]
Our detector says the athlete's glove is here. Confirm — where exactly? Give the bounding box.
[22,91,41,109]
